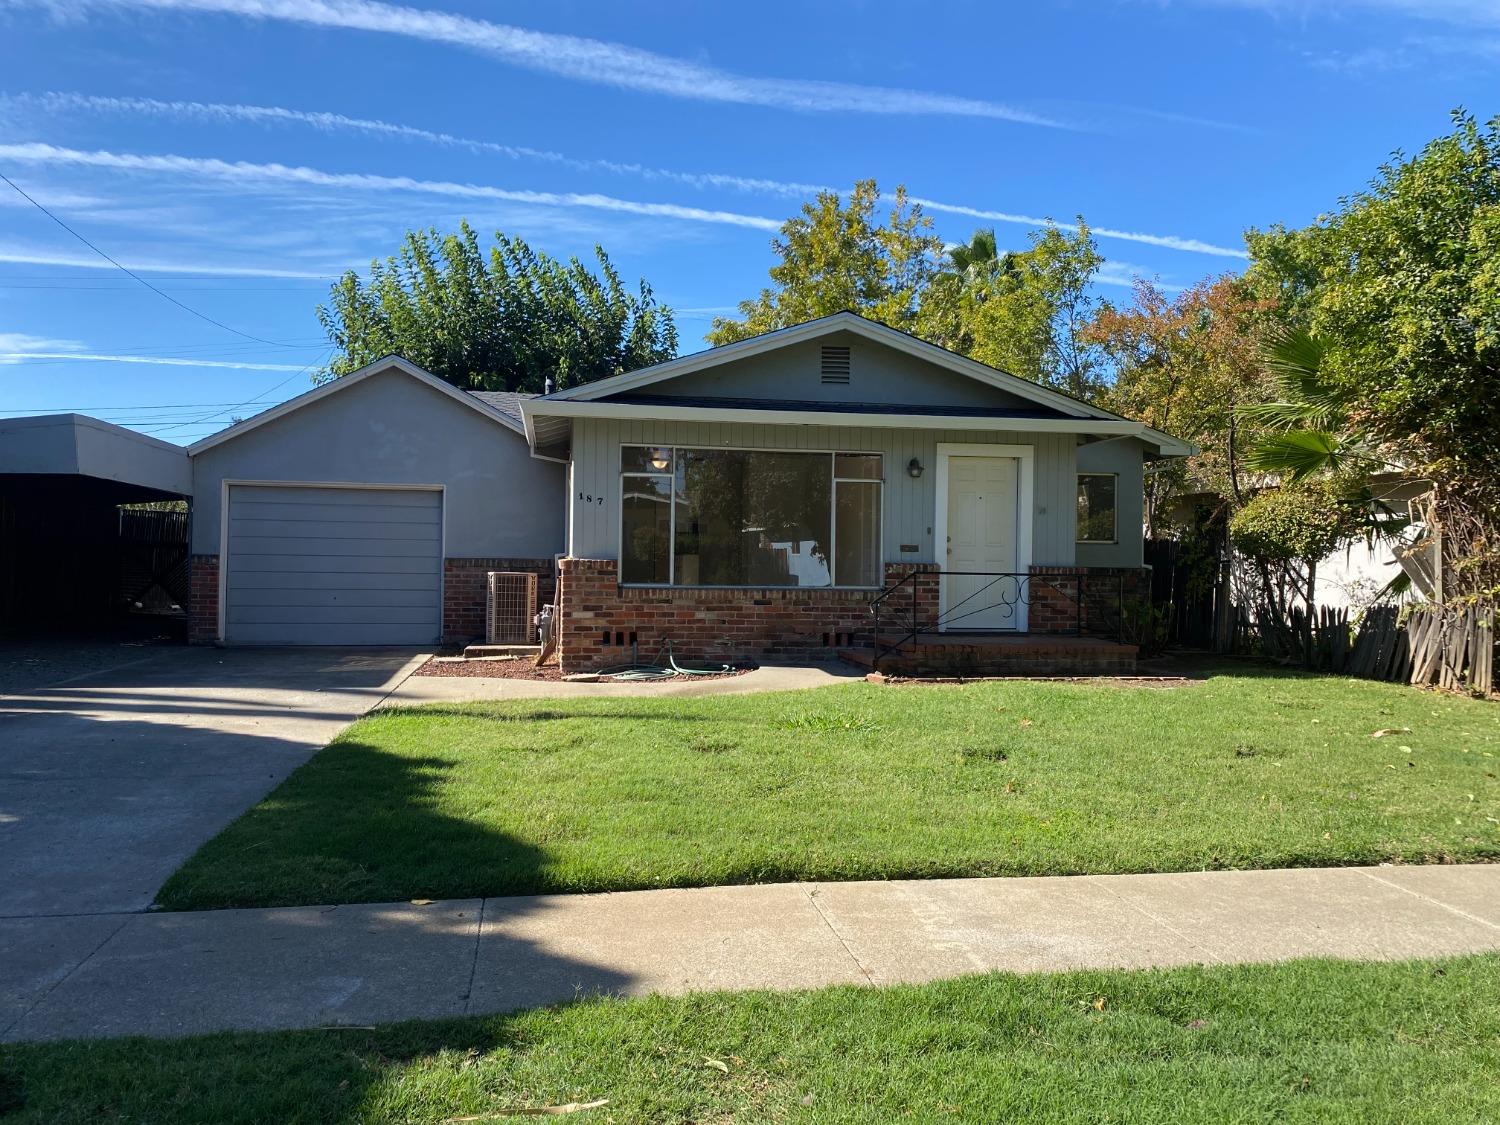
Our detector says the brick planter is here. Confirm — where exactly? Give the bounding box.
[557,559,939,673]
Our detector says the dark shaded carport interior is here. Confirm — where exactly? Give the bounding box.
[0,415,192,632]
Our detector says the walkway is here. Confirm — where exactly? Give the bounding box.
[5,864,1497,1042]
[386,660,864,704]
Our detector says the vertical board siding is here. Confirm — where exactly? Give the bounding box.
[568,419,1083,568]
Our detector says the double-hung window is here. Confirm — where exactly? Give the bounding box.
[620,446,883,587]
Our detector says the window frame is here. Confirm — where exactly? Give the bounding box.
[1076,471,1119,545]
[618,444,885,589]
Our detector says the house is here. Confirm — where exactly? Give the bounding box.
[519,312,1192,673]
[27,312,1187,667]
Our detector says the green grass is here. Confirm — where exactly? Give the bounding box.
[4,956,1499,1123]
[157,666,1500,910]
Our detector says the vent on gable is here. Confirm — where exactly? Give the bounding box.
[820,345,851,385]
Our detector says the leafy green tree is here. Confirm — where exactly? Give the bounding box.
[708,181,944,345]
[1247,111,1500,603]
[922,222,1105,398]
[317,222,677,392]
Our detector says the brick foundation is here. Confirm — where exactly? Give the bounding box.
[557,559,938,673]
[442,557,556,645]
[188,554,219,645]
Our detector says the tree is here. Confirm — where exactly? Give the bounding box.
[317,222,677,392]
[1246,110,1500,602]
[922,222,1106,398]
[1085,275,1277,534]
[708,181,944,345]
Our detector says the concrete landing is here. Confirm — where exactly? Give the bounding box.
[4,864,1496,1043]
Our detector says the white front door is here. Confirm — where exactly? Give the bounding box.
[943,456,1022,631]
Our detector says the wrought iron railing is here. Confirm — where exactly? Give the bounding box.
[868,569,1131,669]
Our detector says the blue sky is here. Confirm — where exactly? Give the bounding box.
[0,0,1494,444]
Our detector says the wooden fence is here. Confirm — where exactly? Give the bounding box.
[1244,602,1495,695]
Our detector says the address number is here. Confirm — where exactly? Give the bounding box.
[577,492,605,505]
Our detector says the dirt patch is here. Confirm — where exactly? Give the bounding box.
[411,657,753,682]
[413,657,565,680]
[873,673,1200,689]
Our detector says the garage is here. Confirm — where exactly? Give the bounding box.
[187,357,566,647]
[222,484,443,646]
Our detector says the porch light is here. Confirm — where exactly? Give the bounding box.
[648,451,671,472]
[907,457,924,479]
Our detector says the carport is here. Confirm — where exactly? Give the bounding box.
[0,414,192,629]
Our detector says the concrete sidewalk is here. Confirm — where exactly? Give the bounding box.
[4,864,1497,1043]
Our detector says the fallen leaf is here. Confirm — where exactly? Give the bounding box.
[1019,718,1033,729]
[703,1057,730,1074]
[1092,996,1107,1011]
[1371,728,1412,738]
[410,899,435,906]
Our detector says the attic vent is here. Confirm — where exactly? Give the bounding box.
[820,345,851,385]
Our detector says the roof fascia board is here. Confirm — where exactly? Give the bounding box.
[186,356,523,455]
[549,312,1104,420]
[521,398,1171,442]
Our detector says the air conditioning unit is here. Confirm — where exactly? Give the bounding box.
[486,571,538,644]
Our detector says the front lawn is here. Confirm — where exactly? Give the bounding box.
[4,955,1498,1123]
[158,667,1499,910]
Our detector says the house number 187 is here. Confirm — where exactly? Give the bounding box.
[577,492,605,505]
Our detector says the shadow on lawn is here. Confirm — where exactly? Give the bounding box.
[157,738,582,908]
[377,704,712,724]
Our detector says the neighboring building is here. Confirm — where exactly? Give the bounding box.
[520,312,1191,672]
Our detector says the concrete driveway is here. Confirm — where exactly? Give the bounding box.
[0,647,425,918]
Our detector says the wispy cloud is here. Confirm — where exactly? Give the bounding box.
[913,199,1247,260]
[0,349,309,369]
[0,243,336,277]
[0,142,789,231]
[2,92,828,196]
[0,331,86,361]
[25,0,1067,126]
[1195,0,1500,28]
[8,95,1249,259]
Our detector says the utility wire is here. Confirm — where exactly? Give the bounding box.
[146,348,332,436]
[0,170,326,349]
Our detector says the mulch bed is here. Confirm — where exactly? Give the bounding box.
[411,656,753,682]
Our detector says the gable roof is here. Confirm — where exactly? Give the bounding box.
[544,311,1104,419]
[524,312,1194,457]
[186,355,525,455]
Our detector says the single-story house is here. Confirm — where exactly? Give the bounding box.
[519,312,1191,672]
[68,310,1187,669]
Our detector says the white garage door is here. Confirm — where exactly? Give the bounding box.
[224,484,442,645]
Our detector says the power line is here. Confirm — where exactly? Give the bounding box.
[0,170,327,349]
[146,348,332,436]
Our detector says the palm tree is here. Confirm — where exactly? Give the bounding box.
[947,228,1002,282]
[1240,327,1380,480]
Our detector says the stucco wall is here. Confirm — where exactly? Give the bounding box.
[1074,437,1147,569]
[632,329,1044,411]
[567,416,1080,570]
[190,368,565,557]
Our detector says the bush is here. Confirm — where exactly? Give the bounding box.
[1230,481,1362,565]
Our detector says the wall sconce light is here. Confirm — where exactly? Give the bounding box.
[647,450,672,472]
[907,457,924,479]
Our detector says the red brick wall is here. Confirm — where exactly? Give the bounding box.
[442,557,556,645]
[188,554,219,645]
[557,559,939,673]
[1028,566,1149,636]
